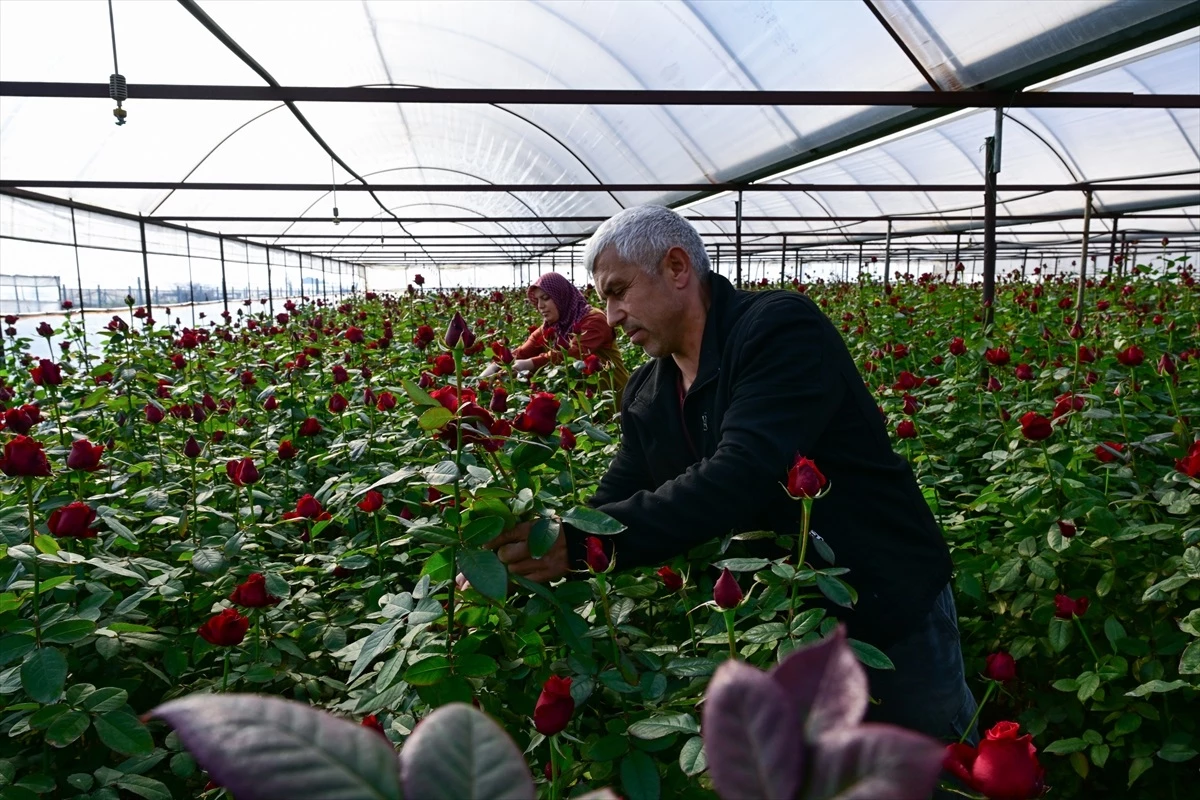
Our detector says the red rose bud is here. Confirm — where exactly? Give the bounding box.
[30,359,62,386]
[48,501,98,538]
[184,435,203,460]
[37,321,54,337]
[559,425,577,451]
[514,392,561,437]
[228,572,280,608]
[1019,412,1052,441]
[198,608,250,647]
[277,439,297,460]
[943,721,1044,800]
[345,326,365,344]
[1116,345,1144,366]
[328,393,348,414]
[0,435,52,477]
[1175,440,1200,478]
[295,494,325,519]
[896,420,918,439]
[786,455,827,499]
[357,490,385,513]
[713,567,743,609]
[66,439,104,472]
[901,394,921,416]
[657,565,684,592]
[375,391,397,412]
[1068,322,1084,340]
[361,714,388,740]
[1014,363,1034,381]
[225,457,260,486]
[263,395,279,411]
[298,417,322,436]
[144,404,165,424]
[489,386,508,413]
[1057,520,1077,538]
[984,347,1010,366]
[533,675,575,735]
[583,354,602,374]
[1156,353,1176,376]
[413,274,425,286]
[949,337,967,356]
[445,311,476,349]
[1093,441,1123,463]
[585,536,609,572]
[432,353,456,376]
[1053,594,1089,619]
[984,652,1017,683]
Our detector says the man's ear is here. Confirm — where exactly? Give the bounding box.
[661,246,693,289]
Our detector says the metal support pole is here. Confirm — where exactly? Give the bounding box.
[571,247,576,284]
[1020,249,1028,282]
[321,258,327,297]
[219,234,229,317]
[953,232,962,286]
[1073,190,1093,327]
[795,250,801,283]
[857,242,864,282]
[714,244,721,278]
[138,215,152,312]
[883,221,893,291]
[265,245,274,316]
[780,236,787,285]
[68,205,91,364]
[185,227,196,327]
[982,135,998,332]
[1107,216,1120,278]
[735,191,744,289]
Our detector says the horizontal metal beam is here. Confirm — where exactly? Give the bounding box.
[7,180,1195,193]
[4,82,1198,108]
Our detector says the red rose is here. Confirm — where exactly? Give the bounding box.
[375,391,397,412]
[298,417,322,437]
[263,395,279,411]
[785,455,827,499]
[229,573,280,608]
[1174,440,1200,478]
[225,457,260,487]
[1014,363,1034,381]
[295,494,325,519]
[0,435,52,477]
[4,404,40,435]
[48,501,98,538]
[429,385,465,412]
[1093,442,1123,463]
[331,365,349,385]
[432,353,456,376]
[1116,345,1144,367]
[1019,412,1052,441]
[514,393,561,437]
[489,386,508,414]
[1057,520,1077,538]
[902,394,920,416]
[1077,346,1096,363]
[984,348,1010,367]
[345,326,365,344]
[445,311,476,349]
[713,567,743,609]
[559,425,577,451]
[240,370,256,387]
[1053,594,1089,619]
[533,675,575,735]
[657,565,683,592]
[1156,353,1176,376]
[184,435,203,460]
[1051,393,1085,421]
[66,439,104,472]
[198,608,250,647]
[328,393,348,414]
[357,490,384,513]
[144,404,165,425]
[30,359,62,386]
[361,714,388,740]
[984,652,1017,683]
[949,337,967,356]
[944,721,1044,800]
[585,536,609,572]
[896,420,918,439]
[277,439,297,460]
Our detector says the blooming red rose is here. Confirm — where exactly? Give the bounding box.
[429,385,468,413]
[30,359,62,386]
[1175,440,1200,478]
[786,455,827,499]
[944,721,1044,800]
[1116,345,1144,367]
[298,417,322,437]
[514,393,561,437]
[357,490,384,513]
[896,420,918,439]
[984,652,1017,683]
[984,348,1011,367]
[277,439,297,460]
[657,565,684,592]
[559,425,577,451]
[240,370,256,387]
[949,337,967,357]
[66,439,104,472]
[198,608,250,647]
[263,395,279,412]
[1054,594,1089,619]
[893,370,923,391]
[1014,363,1034,381]
[582,354,603,375]
[225,457,260,487]
[228,572,280,608]
[489,386,508,414]
[533,675,575,735]
[585,536,609,572]
[901,394,921,416]
[1051,392,1085,421]
[144,404,165,425]
[295,494,325,519]
[413,274,425,286]
[48,501,98,538]
[1057,520,1076,538]
[1093,441,1123,463]
[713,567,743,609]
[345,326,365,344]
[375,391,397,412]
[1077,346,1096,363]
[431,353,456,377]
[328,393,348,414]
[3,404,40,435]
[331,365,349,384]
[1019,412,1052,441]
[0,435,52,477]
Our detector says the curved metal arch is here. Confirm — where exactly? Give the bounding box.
[342,200,544,262]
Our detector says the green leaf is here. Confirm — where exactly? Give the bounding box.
[1128,756,1153,787]
[1142,573,1191,602]
[1048,618,1073,652]
[584,734,630,762]
[425,460,461,486]
[32,535,60,555]
[627,714,700,740]
[713,558,771,572]
[849,638,895,670]
[458,549,507,602]
[1179,641,1200,675]
[742,623,787,644]
[20,647,68,704]
[94,710,154,756]
[1027,557,1056,581]
[562,507,626,535]
[348,620,403,683]
[1043,737,1088,755]
[620,750,661,800]
[41,620,96,645]
[511,442,554,472]
[191,548,227,574]
[1090,744,1110,769]
[1157,736,1198,763]
[1077,672,1100,702]
[44,710,88,748]
[115,774,172,800]
[405,656,451,687]
[988,558,1022,592]
[679,736,707,777]
[462,516,505,548]
[403,378,441,407]
[816,575,855,608]
[419,406,454,431]
[454,654,498,678]
[81,687,129,713]
[527,517,560,559]
[1126,680,1190,698]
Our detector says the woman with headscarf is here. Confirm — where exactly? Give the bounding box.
[483,273,628,403]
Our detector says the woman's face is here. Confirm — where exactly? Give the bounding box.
[532,287,560,326]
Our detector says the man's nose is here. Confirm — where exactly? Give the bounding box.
[605,301,624,328]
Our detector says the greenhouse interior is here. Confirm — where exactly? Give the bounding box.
[1,1,1199,799]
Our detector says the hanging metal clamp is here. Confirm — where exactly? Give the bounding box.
[109,73,128,125]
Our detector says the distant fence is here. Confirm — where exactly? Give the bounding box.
[2,274,63,314]
[2,279,355,316]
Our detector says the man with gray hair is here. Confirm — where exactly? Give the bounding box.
[486,205,975,743]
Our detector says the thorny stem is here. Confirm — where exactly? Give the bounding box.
[27,478,42,645]
[959,680,995,744]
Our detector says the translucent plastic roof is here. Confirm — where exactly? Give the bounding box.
[1,0,1198,279]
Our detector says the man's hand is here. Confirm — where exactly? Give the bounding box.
[483,519,570,584]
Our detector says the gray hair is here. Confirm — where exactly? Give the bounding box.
[584,205,711,277]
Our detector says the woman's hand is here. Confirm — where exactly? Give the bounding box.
[512,358,535,373]
[479,363,502,380]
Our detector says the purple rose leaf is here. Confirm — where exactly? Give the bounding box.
[702,659,804,800]
[400,702,535,800]
[802,723,944,800]
[148,693,401,800]
[770,626,869,741]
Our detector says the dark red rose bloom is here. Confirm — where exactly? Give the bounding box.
[983,348,1010,367]
[984,652,1017,683]
[184,435,203,460]
[328,393,348,414]
[375,391,397,412]
[582,354,603,375]
[1051,392,1085,421]
[263,395,279,412]
[949,337,967,356]
[240,370,256,387]
[902,394,921,416]
[211,430,226,443]
[1156,353,1176,376]
[896,420,918,439]
[1067,322,1084,340]
[331,365,349,384]
[559,425,577,451]
[714,567,744,609]
[432,353,456,376]
[514,393,561,437]
[198,608,250,647]
[585,536,609,572]
[944,721,1044,800]
[893,370,923,391]
[144,404,165,424]
[786,455,827,499]
[1054,594,1089,619]
[657,565,684,592]
[4,404,41,435]
[1057,520,1077,538]
[445,311,476,349]
[413,274,425,286]
[357,490,384,513]
[48,501,98,538]
[1175,440,1200,478]
[277,439,297,460]
[489,386,508,414]
[298,417,322,437]
[1077,346,1096,363]
[67,439,104,472]
[0,435,52,477]
[1014,363,1034,381]
[413,325,436,350]
[30,359,62,386]
[228,572,280,608]
[533,675,575,735]
[225,457,260,487]
[1019,412,1052,441]
[361,714,388,740]
[1116,345,1144,367]
[345,326,365,344]
[429,385,470,413]
[1093,441,1123,463]
[295,494,325,519]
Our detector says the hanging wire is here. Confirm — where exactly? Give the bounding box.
[331,158,340,224]
[107,0,127,125]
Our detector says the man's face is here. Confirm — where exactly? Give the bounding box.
[593,248,682,359]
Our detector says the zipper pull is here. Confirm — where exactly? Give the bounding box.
[702,413,709,432]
